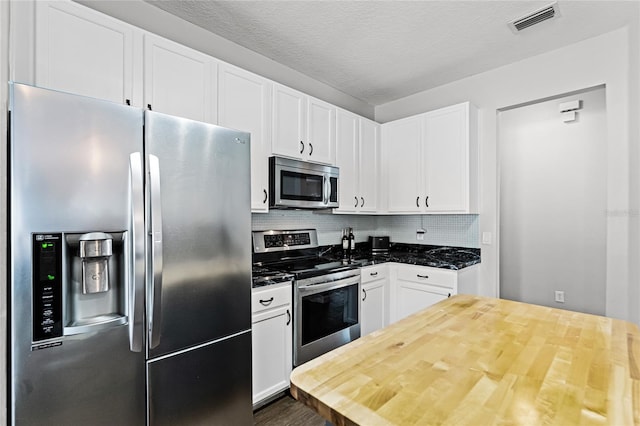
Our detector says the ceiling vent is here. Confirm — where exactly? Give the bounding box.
[508,2,560,33]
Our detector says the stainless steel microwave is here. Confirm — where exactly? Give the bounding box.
[269,156,339,209]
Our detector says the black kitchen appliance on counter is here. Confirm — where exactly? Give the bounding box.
[369,236,390,254]
[252,229,361,366]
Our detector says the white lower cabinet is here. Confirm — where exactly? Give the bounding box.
[389,263,478,323]
[360,265,389,336]
[251,283,292,407]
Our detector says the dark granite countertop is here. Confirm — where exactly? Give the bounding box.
[252,242,481,287]
[324,242,481,271]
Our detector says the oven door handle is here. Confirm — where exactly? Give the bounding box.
[297,275,360,295]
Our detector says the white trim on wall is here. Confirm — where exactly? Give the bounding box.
[1,2,9,424]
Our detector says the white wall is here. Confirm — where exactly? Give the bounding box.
[376,25,640,324]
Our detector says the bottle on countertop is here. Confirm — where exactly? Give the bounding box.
[348,227,355,257]
[342,228,349,258]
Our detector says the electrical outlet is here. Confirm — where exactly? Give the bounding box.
[554,290,565,303]
[416,228,425,241]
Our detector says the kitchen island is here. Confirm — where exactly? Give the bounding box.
[290,294,640,425]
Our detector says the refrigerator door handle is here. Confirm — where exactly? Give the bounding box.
[129,152,145,352]
[148,154,164,349]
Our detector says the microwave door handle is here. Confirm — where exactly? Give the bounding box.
[148,154,164,349]
[128,152,145,352]
[323,175,328,204]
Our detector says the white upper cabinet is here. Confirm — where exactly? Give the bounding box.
[358,118,380,213]
[34,1,141,105]
[144,34,218,124]
[382,115,423,213]
[272,84,335,165]
[382,102,478,214]
[218,63,273,213]
[272,84,306,159]
[423,103,478,212]
[335,110,380,213]
[335,109,359,212]
[306,97,336,165]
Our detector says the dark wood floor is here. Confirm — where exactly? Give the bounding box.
[254,393,325,426]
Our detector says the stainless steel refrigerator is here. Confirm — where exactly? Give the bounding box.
[8,83,253,425]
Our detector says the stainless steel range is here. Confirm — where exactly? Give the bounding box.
[252,229,361,366]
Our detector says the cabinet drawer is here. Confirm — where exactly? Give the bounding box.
[396,265,455,289]
[251,284,292,314]
[361,264,388,284]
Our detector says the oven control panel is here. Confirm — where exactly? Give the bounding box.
[252,229,319,253]
[264,233,310,249]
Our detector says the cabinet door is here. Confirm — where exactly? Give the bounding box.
[423,103,468,212]
[144,34,217,123]
[251,305,292,405]
[306,97,336,164]
[361,281,386,336]
[219,64,272,212]
[359,118,380,212]
[382,116,423,213]
[396,282,450,321]
[272,84,306,159]
[335,109,359,213]
[35,1,139,104]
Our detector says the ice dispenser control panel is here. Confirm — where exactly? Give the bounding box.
[32,234,63,341]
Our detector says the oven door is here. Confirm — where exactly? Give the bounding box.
[269,156,339,209]
[294,270,360,366]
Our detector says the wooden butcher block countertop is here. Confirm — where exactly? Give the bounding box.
[290,294,640,426]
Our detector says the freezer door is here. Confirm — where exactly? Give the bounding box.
[145,111,252,358]
[8,83,145,424]
[147,331,253,425]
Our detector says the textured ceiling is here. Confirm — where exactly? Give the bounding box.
[145,1,638,106]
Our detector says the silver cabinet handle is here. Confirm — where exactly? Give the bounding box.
[263,189,268,204]
[354,196,358,208]
[416,196,420,207]
[417,274,429,279]
[148,154,164,349]
[300,141,305,154]
[286,309,291,326]
[259,297,274,306]
[128,152,145,353]
[362,288,367,301]
[360,197,364,207]
[309,143,314,155]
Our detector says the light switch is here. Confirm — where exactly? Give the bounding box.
[482,232,492,245]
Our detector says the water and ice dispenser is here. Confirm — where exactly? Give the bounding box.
[79,233,112,294]
[32,231,128,342]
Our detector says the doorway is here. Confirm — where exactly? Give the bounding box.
[498,86,606,315]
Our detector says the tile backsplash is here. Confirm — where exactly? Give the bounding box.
[251,211,479,248]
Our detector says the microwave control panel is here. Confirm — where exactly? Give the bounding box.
[32,233,63,341]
